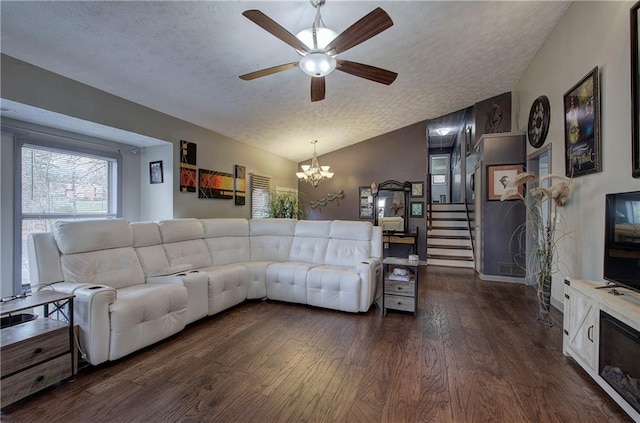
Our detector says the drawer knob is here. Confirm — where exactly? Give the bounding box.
[35,375,44,382]
[34,348,43,354]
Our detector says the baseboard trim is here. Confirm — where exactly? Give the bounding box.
[479,273,526,284]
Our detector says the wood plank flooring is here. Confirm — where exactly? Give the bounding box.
[1,266,633,422]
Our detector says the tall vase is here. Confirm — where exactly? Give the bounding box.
[537,274,553,327]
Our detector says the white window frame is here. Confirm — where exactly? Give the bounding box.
[14,138,122,292]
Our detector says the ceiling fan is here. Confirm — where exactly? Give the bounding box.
[239,0,398,102]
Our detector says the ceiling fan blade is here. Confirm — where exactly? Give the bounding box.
[336,60,397,85]
[243,10,310,54]
[239,62,299,80]
[324,7,393,55]
[311,77,326,102]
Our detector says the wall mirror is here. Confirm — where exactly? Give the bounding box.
[373,180,410,233]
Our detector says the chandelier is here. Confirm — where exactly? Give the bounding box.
[296,140,334,187]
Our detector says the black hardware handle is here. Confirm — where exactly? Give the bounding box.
[35,375,44,382]
[588,325,594,342]
[33,348,43,354]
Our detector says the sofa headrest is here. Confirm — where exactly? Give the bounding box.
[330,220,372,241]
[249,218,297,236]
[157,218,204,243]
[132,221,162,247]
[201,218,249,238]
[53,219,133,254]
[294,220,332,238]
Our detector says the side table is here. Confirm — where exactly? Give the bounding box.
[382,257,419,316]
[1,291,75,407]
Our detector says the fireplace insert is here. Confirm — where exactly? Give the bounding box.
[599,310,640,413]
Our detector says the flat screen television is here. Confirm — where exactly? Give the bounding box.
[603,190,640,292]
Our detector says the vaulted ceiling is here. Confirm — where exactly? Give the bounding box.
[0,1,570,161]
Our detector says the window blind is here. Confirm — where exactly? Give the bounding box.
[250,173,271,218]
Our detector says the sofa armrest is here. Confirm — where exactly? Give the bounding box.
[147,270,208,323]
[356,259,383,311]
[65,285,117,366]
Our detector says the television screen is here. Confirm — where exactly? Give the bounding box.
[604,191,640,292]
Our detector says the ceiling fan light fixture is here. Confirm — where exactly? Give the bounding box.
[295,27,338,52]
[436,127,451,136]
[299,53,336,77]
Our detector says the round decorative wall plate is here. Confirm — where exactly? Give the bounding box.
[527,95,550,148]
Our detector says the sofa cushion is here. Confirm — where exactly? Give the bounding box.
[329,220,372,241]
[307,266,361,313]
[163,239,212,269]
[108,284,187,360]
[201,218,249,238]
[60,246,145,290]
[132,221,162,247]
[199,264,249,315]
[249,218,297,236]
[265,262,316,304]
[54,219,133,254]
[157,219,204,243]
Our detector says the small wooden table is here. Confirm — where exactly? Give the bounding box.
[382,257,419,316]
[1,291,75,407]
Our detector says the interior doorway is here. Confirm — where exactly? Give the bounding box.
[525,145,551,285]
[430,154,450,204]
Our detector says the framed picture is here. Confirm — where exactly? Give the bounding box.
[149,160,163,184]
[359,186,373,219]
[410,181,424,198]
[563,67,601,177]
[487,164,523,201]
[410,201,424,218]
[632,1,640,178]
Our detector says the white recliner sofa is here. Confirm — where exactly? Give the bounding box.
[28,217,382,366]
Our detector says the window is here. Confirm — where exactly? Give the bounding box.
[18,141,120,289]
[432,174,446,184]
[250,173,271,218]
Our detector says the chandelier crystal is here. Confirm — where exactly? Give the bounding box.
[296,140,334,187]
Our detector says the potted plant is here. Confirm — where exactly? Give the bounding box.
[265,190,306,219]
[501,172,575,327]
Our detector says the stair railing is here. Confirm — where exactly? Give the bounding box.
[463,198,475,262]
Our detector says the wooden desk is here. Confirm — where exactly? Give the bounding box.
[382,231,418,254]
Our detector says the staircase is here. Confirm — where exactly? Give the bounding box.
[427,203,475,268]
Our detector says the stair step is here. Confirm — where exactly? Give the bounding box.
[428,244,472,250]
[427,234,471,240]
[427,254,474,261]
[431,217,468,221]
[430,225,469,231]
[427,237,472,247]
[427,258,475,269]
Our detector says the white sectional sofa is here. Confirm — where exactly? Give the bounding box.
[28,218,383,366]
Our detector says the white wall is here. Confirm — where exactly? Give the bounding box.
[0,132,15,297]
[513,1,640,309]
[141,144,173,221]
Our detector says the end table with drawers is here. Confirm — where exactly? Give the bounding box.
[0,291,76,407]
[382,257,419,316]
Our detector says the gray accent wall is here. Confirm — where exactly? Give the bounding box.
[298,122,428,260]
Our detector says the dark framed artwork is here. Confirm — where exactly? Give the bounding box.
[180,140,197,192]
[632,1,640,178]
[487,164,524,201]
[563,67,601,177]
[359,186,373,219]
[234,164,246,205]
[198,169,234,199]
[410,201,424,218]
[149,160,163,184]
[410,181,424,198]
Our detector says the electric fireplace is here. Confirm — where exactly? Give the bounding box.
[599,310,640,413]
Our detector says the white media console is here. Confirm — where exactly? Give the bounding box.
[563,278,640,422]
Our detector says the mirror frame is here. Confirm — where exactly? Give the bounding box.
[373,180,411,233]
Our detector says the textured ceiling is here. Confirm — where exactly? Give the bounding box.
[0,1,570,162]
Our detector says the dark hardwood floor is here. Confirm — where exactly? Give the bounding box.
[1,266,633,422]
